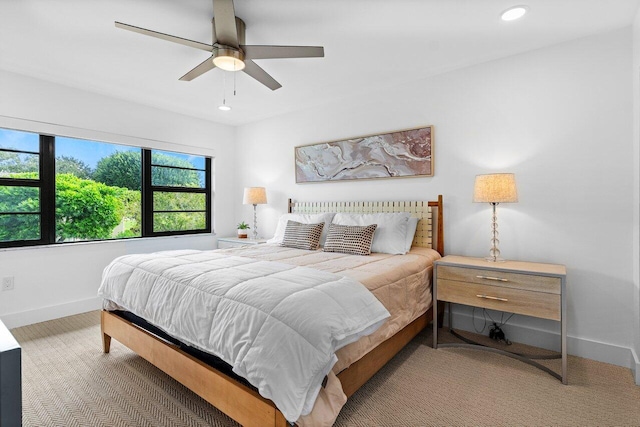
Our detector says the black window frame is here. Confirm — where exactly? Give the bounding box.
[0,128,212,249]
[142,150,212,237]
[0,134,55,248]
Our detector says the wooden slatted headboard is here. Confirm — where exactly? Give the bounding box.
[288,195,444,255]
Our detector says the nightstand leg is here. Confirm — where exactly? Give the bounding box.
[437,301,445,327]
[433,272,438,349]
[561,335,567,384]
[433,306,437,348]
[561,277,567,384]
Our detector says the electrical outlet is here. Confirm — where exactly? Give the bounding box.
[2,276,14,291]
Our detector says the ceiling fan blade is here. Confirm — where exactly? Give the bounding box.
[212,0,239,48]
[242,60,282,91]
[243,45,324,60]
[179,57,216,81]
[115,22,212,52]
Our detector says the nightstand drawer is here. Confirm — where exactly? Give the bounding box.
[437,265,560,294]
[437,278,561,321]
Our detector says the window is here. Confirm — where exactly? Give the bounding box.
[0,127,211,248]
[55,137,142,242]
[144,150,211,235]
[0,129,53,245]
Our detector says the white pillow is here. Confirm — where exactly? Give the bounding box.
[268,213,336,246]
[332,212,410,255]
[404,217,419,252]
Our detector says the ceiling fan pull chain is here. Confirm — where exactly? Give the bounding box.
[223,71,227,105]
[218,70,231,111]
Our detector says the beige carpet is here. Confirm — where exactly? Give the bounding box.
[11,311,640,426]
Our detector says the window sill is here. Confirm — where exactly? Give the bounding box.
[0,232,216,253]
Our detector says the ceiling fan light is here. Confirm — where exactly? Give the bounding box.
[213,48,245,71]
[501,5,528,21]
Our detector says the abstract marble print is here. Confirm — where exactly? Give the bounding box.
[295,126,432,183]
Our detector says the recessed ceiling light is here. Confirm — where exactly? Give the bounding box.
[218,104,231,111]
[501,5,528,21]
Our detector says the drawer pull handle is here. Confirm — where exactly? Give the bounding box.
[476,275,509,282]
[476,294,508,302]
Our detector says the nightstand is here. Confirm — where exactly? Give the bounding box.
[217,237,268,249]
[433,255,567,384]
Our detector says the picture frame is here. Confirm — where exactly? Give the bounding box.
[294,125,433,183]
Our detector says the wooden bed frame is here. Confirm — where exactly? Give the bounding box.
[101,195,444,427]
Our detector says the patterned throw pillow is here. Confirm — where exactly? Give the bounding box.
[323,223,377,256]
[280,221,324,250]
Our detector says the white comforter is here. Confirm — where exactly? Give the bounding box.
[97,249,390,421]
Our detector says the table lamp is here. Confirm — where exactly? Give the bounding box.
[473,173,518,262]
[243,187,267,240]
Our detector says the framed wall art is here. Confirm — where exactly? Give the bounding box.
[294,126,433,183]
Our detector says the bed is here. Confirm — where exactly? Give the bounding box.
[99,196,444,426]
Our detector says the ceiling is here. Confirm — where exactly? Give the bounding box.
[1,0,638,126]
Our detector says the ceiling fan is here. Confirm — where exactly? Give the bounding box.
[115,0,324,91]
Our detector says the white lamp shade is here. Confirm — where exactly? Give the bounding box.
[243,187,267,205]
[473,173,518,203]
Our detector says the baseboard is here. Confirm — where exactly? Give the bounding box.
[449,310,636,372]
[0,297,102,329]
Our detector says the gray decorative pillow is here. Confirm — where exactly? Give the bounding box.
[280,220,324,250]
[323,223,377,256]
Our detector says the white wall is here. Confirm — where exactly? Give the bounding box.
[0,70,237,328]
[236,28,637,370]
[632,8,640,384]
